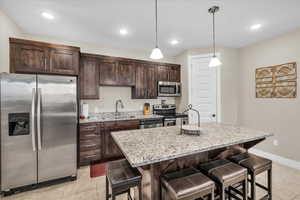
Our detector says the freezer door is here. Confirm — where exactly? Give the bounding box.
[37,75,77,182]
[0,73,37,191]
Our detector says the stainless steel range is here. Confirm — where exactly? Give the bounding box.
[152,104,188,127]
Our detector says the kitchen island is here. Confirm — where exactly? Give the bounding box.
[111,123,273,200]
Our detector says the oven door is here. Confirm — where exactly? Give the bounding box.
[158,81,180,97]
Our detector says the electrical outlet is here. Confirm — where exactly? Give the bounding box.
[273,139,279,146]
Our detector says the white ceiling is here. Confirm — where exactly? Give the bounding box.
[1,0,300,57]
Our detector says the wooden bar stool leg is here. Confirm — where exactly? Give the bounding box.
[106,176,109,200]
[251,172,256,200]
[243,178,248,200]
[220,185,225,200]
[268,168,272,200]
[139,182,143,200]
[228,187,232,200]
[127,189,131,200]
[112,192,116,200]
[211,188,215,200]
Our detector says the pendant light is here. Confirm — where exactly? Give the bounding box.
[150,0,164,59]
[208,6,222,67]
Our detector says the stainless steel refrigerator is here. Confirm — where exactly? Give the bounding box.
[0,73,77,193]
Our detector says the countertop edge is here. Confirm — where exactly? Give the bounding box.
[113,133,273,168]
[80,115,164,124]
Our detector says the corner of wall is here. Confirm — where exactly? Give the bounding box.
[0,9,23,73]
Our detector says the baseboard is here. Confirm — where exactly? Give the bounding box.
[249,149,300,171]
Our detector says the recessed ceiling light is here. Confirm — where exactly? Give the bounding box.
[250,24,262,31]
[170,39,179,45]
[119,28,128,35]
[41,12,54,20]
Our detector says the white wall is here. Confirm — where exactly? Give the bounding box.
[0,9,23,72]
[239,28,300,162]
[175,47,240,125]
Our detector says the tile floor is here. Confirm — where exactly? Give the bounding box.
[1,162,300,200]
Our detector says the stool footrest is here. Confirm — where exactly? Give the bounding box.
[255,182,268,191]
[259,194,270,200]
[225,190,243,200]
[229,186,244,196]
[247,194,270,200]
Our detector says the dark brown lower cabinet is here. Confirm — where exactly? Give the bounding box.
[79,120,140,166]
[79,123,102,166]
[101,120,140,160]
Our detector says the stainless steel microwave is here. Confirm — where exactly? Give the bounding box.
[157,81,181,97]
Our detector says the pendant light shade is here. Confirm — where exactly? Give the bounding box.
[150,0,164,59]
[150,47,164,59]
[209,55,222,67]
[208,6,222,67]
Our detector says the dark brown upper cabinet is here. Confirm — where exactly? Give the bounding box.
[132,63,157,99]
[10,42,48,73]
[169,65,181,82]
[157,65,170,82]
[99,60,118,85]
[99,59,136,86]
[49,48,79,75]
[80,55,99,99]
[117,61,136,86]
[157,64,181,82]
[78,53,180,100]
[10,38,80,75]
[147,65,157,98]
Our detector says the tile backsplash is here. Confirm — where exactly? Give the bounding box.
[81,86,176,113]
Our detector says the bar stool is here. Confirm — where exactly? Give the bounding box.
[229,153,272,200]
[198,159,248,200]
[106,159,142,200]
[161,168,215,200]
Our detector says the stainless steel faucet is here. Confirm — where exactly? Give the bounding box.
[115,99,124,114]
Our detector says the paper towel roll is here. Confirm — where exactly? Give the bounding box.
[81,103,89,118]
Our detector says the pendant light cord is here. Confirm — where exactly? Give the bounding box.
[155,0,158,48]
[212,11,216,56]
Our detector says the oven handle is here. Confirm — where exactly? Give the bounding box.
[164,118,176,121]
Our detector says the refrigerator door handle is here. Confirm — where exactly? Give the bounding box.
[31,88,36,152]
[37,88,42,151]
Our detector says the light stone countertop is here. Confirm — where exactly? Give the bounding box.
[79,111,163,124]
[111,123,273,167]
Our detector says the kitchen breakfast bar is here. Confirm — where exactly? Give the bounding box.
[111,123,273,200]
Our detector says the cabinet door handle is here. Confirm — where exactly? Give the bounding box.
[83,144,97,148]
[81,127,96,131]
[44,57,47,69]
[86,155,97,159]
[84,134,96,137]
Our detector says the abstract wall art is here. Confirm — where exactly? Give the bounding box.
[256,62,297,98]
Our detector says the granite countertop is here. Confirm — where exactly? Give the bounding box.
[80,111,163,124]
[111,123,273,167]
